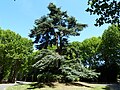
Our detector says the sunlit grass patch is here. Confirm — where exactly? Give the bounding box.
[6,82,110,90]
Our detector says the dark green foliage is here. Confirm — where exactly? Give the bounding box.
[32,49,64,82]
[29,3,87,54]
[100,25,120,65]
[61,58,99,82]
[37,73,62,82]
[86,0,120,26]
[86,0,120,82]
[97,63,119,82]
[97,25,120,82]
[33,49,64,73]
[29,3,99,83]
[32,49,99,82]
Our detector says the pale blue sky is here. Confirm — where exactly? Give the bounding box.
[0,0,109,42]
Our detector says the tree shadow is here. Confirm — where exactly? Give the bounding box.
[102,86,110,90]
[65,82,93,88]
[27,82,55,89]
[27,82,94,89]
[27,82,111,90]
[65,82,111,90]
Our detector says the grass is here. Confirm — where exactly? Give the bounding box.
[6,82,110,90]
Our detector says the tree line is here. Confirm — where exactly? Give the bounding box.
[1,1,120,83]
[1,24,120,83]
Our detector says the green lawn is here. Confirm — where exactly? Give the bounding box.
[6,82,110,90]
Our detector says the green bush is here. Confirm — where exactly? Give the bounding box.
[61,58,100,82]
[33,49,99,83]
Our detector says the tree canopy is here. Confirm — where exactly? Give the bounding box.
[86,0,120,26]
[79,37,101,69]
[0,28,33,82]
[29,3,87,54]
[2,1,120,83]
[97,25,120,82]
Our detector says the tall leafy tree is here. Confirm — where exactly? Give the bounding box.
[79,37,101,69]
[98,25,120,82]
[29,3,87,54]
[28,3,100,83]
[0,28,33,83]
[66,38,101,69]
[86,0,120,82]
[86,0,120,26]
[8,37,33,83]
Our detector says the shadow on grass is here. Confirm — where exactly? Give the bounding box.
[27,82,95,89]
[27,82,111,90]
[65,82,111,90]
[101,86,110,90]
[65,82,93,88]
[27,82,55,89]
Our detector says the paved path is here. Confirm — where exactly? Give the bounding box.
[91,83,120,90]
[0,81,32,90]
[108,84,120,90]
[0,84,14,90]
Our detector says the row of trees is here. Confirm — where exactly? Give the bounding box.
[0,28,33,83]
[0,28,99,83]
[71,25,120,82]
[27,25,120,83]
[1,0,120,83]
[1,25,120,83]
[0,3,99,83]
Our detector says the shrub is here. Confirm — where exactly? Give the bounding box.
[33,49,99,82]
